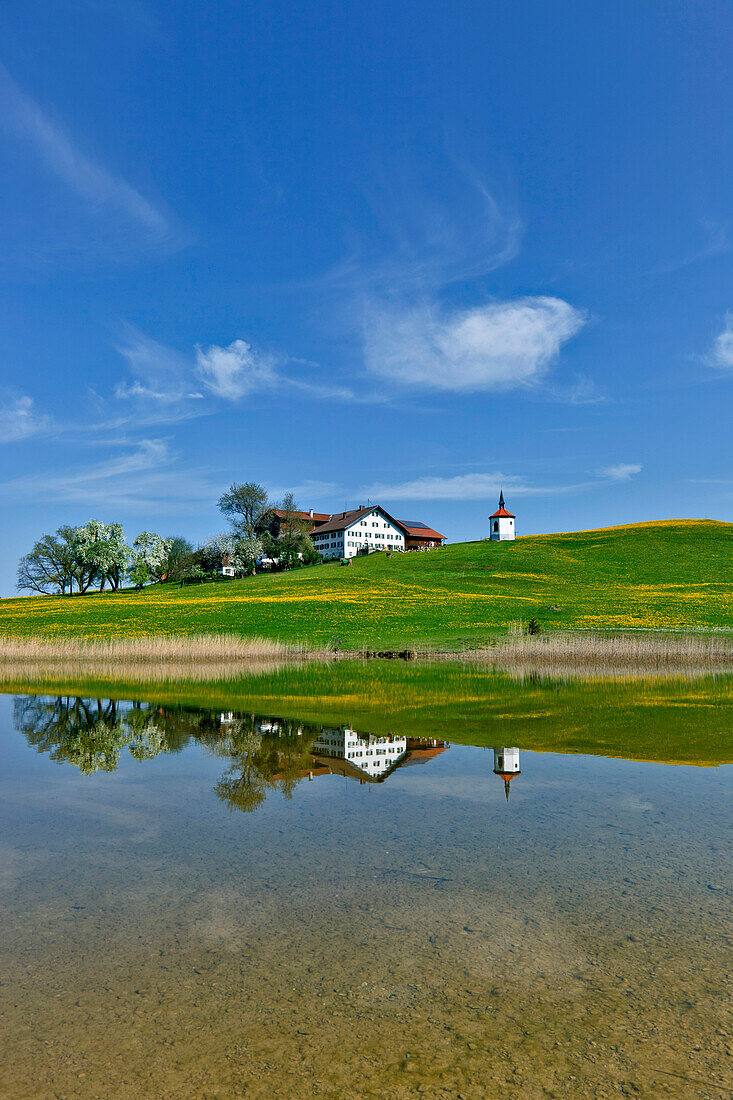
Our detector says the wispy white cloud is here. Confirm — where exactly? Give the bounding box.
[311,166,596,403]
[598,463,642,482]
[364,296,586,392]
[102,328,380,433]
[113,327,205,420]
[365,464,642,502]
[709,313,733,370]
[0,64,180,259]
[318,171,522,296]
[195,339,278,400]
[0,438,219,510]
[0,394,52,442]
[650,220,730,276]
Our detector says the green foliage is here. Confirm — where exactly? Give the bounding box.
[128,557,151,590]
[218,481,270,539]
[17,526,77,595]
[161,536,195,581]
[129,532,173,585]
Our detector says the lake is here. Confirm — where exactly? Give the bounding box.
[1,674,732,1099]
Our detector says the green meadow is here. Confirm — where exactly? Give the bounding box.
[3,519,732,649]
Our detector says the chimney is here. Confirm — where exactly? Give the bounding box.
[309,509,313,518]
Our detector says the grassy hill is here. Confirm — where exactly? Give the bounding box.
[2,519,732,649]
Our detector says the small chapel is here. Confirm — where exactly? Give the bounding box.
[489,491,516,541]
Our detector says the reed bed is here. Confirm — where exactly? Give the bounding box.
[0,658,293,685]
[0,633,316,664]
[468,631,733,679]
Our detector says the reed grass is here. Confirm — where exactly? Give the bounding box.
[472,630,733,677]
[0,633,324,684]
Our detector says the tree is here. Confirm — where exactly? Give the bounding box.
[160,536,194,581]
[236,535,263,576]
[128,532,173,588]
[218,481,270,538]
[202,533,263,577]
[71,521,129,592]
[17,527,77,594]
[264,492,318,571]
[277,491,311,546]
[128,557,151,590]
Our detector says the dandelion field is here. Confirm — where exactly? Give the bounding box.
[2,519,732,649]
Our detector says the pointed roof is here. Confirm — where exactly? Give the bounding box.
[494,770,521,800]
[490,490,515,519]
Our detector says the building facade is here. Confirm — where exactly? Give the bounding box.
[311,505,407,559]
[489,491,516,541]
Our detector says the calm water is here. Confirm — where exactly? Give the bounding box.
[1,690,732,1099]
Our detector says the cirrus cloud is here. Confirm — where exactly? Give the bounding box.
[365,463,641,502]
[710,313,733,369]
[0,395,52,442]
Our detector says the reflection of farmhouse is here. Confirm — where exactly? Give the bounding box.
[311,729,448,783]
[260,505,446,560]
[493,746,521,799]
[313,727,408,779]
[270,728,448,785]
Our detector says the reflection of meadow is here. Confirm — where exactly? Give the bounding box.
[11,656,733,773]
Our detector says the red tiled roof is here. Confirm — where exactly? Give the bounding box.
[490,507,515,519]
[313,505,405,535]
[272,509,330,523]
[401,524,446,541]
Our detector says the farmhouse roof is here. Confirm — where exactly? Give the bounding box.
[272,508,330,524]
[313,505,404,535]
[399,521,446,541]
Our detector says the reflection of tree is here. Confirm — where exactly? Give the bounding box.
[211,724,265,814]
[14,696,178,775]
[198,715,321,813]
[16,696,127,774]
[14,696,324,813]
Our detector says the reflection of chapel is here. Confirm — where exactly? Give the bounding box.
[493,747,521,799]
[489,492,516,541]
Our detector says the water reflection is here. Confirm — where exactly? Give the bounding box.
[493,746,521,799]
[14,694,460,812]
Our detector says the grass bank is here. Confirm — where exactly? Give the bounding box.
[2,519,732,649]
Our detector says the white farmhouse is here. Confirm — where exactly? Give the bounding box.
[489,491,516,541]
[312,505,406,559]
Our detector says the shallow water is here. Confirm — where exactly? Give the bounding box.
[1,690,732,1099]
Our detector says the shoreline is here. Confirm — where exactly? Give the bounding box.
[1,630,733,684]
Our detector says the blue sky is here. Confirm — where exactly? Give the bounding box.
[1,1,732,593]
